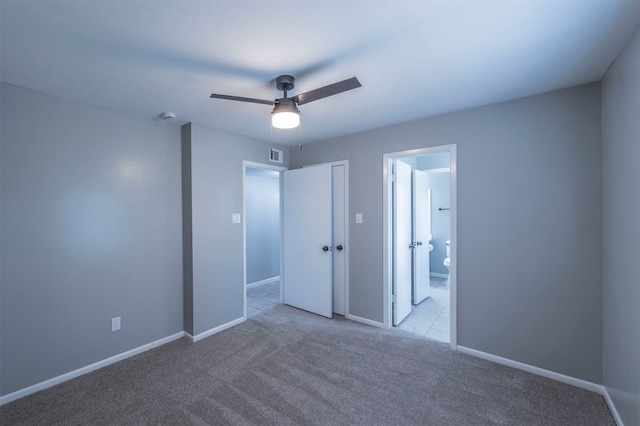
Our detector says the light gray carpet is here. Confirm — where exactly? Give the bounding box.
[1,304,614,425]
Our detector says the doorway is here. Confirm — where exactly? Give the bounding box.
[243,160,349,320]
[383,145,457,349]
[242,161,287,318]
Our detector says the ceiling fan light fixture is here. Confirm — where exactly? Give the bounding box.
[271,99,300,129]
[210,75,360,130]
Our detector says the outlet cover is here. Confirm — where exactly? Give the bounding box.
[111,317,121,332]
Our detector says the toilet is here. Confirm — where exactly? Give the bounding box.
[443,240,451,286]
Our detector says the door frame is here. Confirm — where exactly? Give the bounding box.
[303,160,350,318]
[382,145,458,349]
[242,160,287,319]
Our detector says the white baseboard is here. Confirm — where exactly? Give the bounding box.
[456,345,611,398]
[460,345,623,424]
[602,386,624,426]
[186,316,245,343]
[346,314,385,329]
[0,331,185,406]
[430,272,448,278]
[246,276,280,289]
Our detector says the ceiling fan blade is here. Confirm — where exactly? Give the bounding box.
[294,77,361,105]
[210,93,274,105]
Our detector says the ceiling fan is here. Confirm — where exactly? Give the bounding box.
[210,75,361,129]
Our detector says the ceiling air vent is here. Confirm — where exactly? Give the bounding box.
[269,148,283,164]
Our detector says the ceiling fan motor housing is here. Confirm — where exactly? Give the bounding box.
[272,97,299,114]
[275,75,295,92]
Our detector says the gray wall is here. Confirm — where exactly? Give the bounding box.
[0,83,183,396]
[245,169,280,284]
[291,83,603,383]
[602,25,640,425]
[182,123,288,336]
[428,171,451,275]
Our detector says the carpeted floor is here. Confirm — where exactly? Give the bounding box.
[0,304,614,425]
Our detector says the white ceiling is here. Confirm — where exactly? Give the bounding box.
[1,1,638,146]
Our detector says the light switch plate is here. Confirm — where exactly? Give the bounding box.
[111,317,121,332]
[232,213,241,224]
[356,213,363,224]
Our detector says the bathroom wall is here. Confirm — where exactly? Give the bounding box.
[245,168,280,284]
[428,171,451,275]
[417,153,450,170]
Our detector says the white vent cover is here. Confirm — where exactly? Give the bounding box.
[269,148,283,163]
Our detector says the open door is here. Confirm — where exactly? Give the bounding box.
[393,160,412,325]
[413,169,431,304]
[282,166,333,318]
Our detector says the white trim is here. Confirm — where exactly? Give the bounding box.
[247,276,280,289]
[429,272,448,279]
[382,144,458,350]
[449,144,458,349]
[602,387,624,426]
[186,316,245,343]
[0,331,184,406]
[341,162,350,318]
[383,155,392,329]
[346,314,385,329]
[457,345,604,394]
[458,345,623,424]
[302,160,349,169]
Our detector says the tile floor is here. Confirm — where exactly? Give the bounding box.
[247,280,280,317]
[397,276,450,342]
[248,276,450,343]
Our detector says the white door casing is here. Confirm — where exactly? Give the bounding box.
[332,165,346,315]
[413,169,431,305]
[393,160,412,325]
[282,166,333,318]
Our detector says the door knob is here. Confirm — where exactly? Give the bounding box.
[416,241,423,246]
[409,243,415,249]
[336,245,343,251]
[322,245,330,252]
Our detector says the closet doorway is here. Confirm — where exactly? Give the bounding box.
[383,145,457,349]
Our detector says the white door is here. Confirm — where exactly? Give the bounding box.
[393,160,412,325]
[332,165,346,315]
[282,166,333,318]
[413,169,431,304]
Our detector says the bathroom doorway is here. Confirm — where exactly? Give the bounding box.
[383,145,457,348]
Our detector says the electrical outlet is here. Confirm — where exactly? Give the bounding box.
[111,317,121,332]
